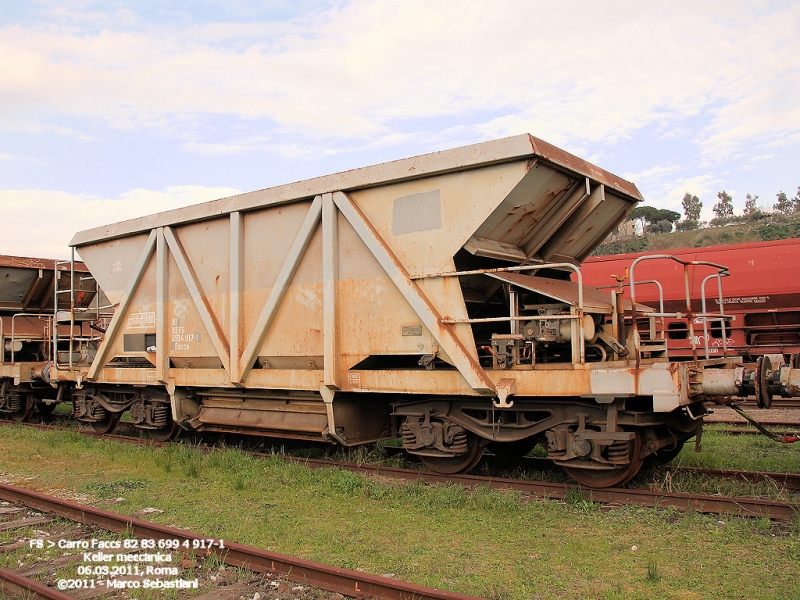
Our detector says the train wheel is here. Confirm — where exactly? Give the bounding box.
[91,412,121,434]
[563,431,643,488]
[418,433,483,474]
[10,394,35,423]
[147,421,181,442]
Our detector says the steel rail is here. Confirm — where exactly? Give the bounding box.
[667,466,800,491]
[513,454,800,490]
[705,420,800,428]
[0,482,481,600]
[4,420,797,520]
[284,457,799,521]
[0,566,74,600]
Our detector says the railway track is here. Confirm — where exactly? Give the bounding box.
[285,457,799,521]
[3,419,798,521]
[0,483,482,600]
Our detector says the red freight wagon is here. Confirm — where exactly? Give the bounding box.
[580,238,800,361]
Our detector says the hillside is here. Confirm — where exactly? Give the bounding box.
[593,212,800,256]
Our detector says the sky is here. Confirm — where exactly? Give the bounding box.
[1,0,799,258]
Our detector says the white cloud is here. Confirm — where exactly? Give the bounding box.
[634,172,723,223]
[0,185,241,259]
[1,1,798,162]
[624,164,683,183]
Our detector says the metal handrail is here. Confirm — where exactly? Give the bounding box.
[421,262,586,363]
[700,272,730,358]
[629,254,731,362]
[53,254,76,370]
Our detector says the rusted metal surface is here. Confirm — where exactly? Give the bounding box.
[0,566,74,600]
[667,466,800,491]
[287,457,799,521]
[63,135,654,453]
[0,256,92,315]
[71,135,641,398]
[0,482,483,600]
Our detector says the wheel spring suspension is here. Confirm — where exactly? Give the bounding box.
[74,400,106,421]
[606,439,630,463]
[448,429,468,455]
[399,422,416,448]
[151,404,169,428]
[7,393,22,412]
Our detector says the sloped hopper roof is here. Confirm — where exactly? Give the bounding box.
[488,272,652,314]
[0,255,90,313]
[69,134,642,257]
[465,137,643,266]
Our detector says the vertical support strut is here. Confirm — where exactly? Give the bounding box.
[322,194,340,389]
[155,228,169,383]
[230,212,243,384]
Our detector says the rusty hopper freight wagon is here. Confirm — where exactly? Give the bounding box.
[6,134,798,487]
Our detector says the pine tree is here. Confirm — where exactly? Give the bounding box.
[713,191,733,219]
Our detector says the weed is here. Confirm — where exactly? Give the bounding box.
[203,551,227,570]
[327,469,365,496]
[563,486,599,513]
[180,455,203,478]
[232,473,247,491]
[61,430,94,448]
[646,558,661,583]
[486,583,511,599]
[155,450,174,473]
[85,478,146,499]
[219,447,253,472]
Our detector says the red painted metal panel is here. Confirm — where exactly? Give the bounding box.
[580,239,800,358]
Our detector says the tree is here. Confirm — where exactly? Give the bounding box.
[649,219,675,234]
[680,192,702,229]
[628,206,681,234]
[773,191,794,215]
[743,193,758,215]
[682,193,702,221]
[713,191,734,219]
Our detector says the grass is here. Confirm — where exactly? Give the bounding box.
[673,424,799,473]
[0,423,798,599]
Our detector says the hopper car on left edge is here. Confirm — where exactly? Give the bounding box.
[1,134,798,487]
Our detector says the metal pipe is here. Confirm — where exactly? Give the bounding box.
[441,314,582,325]
[413,262,579,280]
